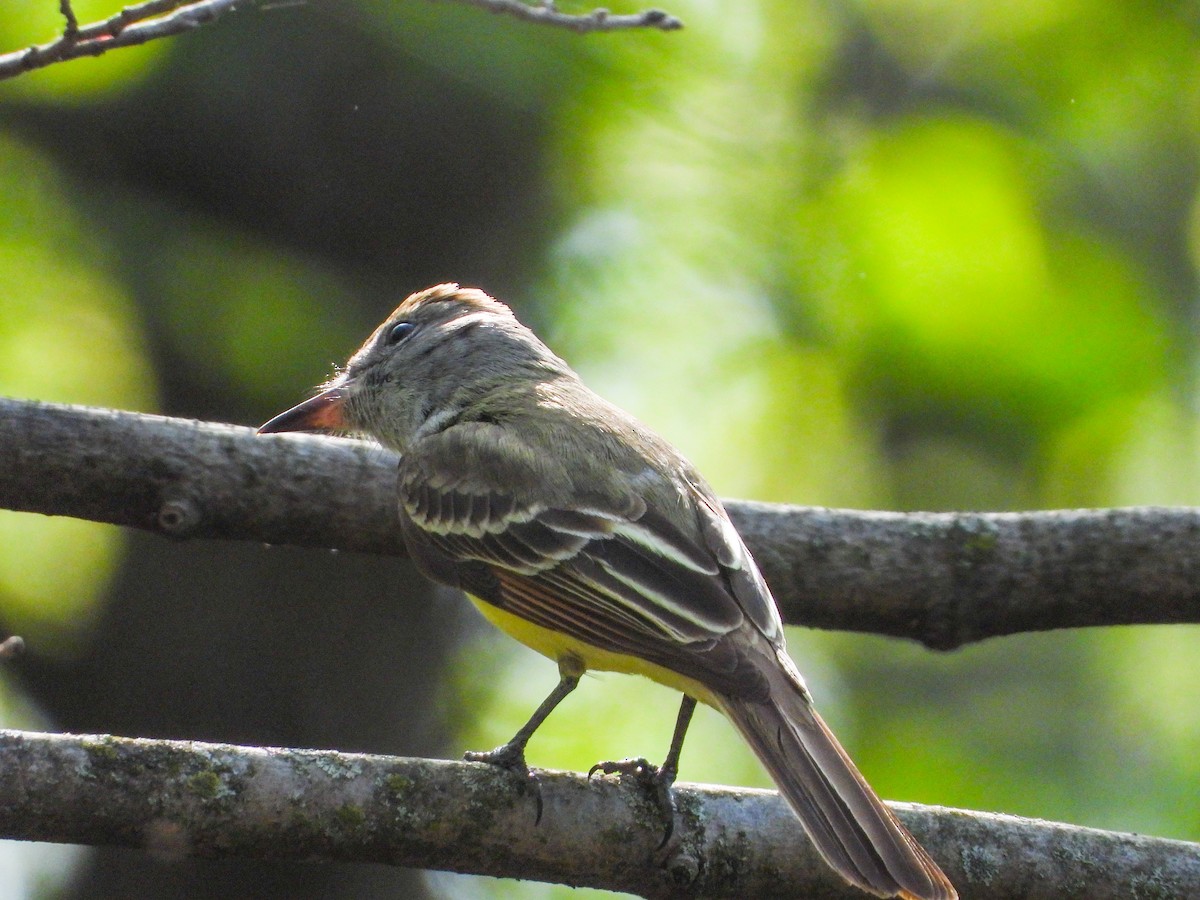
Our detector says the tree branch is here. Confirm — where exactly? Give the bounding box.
[1,729,1194,899]
[0,0,682,82]
[2,398,1198,649]
[724,501,1200,649]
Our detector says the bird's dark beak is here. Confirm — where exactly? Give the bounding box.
[257,385,347,434]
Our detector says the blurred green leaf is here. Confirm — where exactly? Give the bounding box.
[0,135,155,651]
[808,116,1166,448]
[148,224,366,406]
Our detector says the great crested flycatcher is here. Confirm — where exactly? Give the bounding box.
[259,283,956,900]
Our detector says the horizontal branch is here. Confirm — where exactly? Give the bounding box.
[2,729,1195,898]
[726,502,1200,649]
[0,397,404,551]
[2,398,1199,649]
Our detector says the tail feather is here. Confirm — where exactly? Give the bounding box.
[718,668,957,900]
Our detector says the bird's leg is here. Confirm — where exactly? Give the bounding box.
[465,656,584,824]
[588,694,697,847]
[656,692,697,786]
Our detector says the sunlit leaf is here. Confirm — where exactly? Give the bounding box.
[0,136,155,651]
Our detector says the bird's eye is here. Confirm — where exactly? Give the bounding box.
[386,322,416,345]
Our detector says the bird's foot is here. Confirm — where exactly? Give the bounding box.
[588,755,657,783]
[465,742,544,824]
[588,756,679,848]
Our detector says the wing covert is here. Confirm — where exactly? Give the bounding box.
[396,424,777,697]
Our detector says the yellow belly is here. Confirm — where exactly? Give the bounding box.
[467,594,719,708]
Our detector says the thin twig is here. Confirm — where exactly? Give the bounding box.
[444,0,682,33]
[59,0,81,39]
[74,0,193,42]
[0,0,239,81]
[1,729,1196,898]
[0,0,682,82]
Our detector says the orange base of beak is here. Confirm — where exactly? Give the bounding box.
[257,386,347,434]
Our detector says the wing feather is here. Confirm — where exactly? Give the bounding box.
[494,567,765,698]
[397,426,779,698]
[693,490,785,641]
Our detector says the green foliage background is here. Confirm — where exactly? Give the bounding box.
[1,1,1198,897]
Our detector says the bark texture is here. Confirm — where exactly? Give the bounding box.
[2,729,1196,899]
[3,397,1199,648]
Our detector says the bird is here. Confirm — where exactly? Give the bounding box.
[258,283,956,900]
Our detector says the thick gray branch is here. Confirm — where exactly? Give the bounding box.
[1,729,1195,899]
[2,398,1199,649]
[726,502,1200,649]
[0,398,405,554]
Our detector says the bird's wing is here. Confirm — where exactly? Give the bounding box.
[687,484,786,644]
[397,424,775,698]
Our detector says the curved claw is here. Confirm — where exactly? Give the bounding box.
[465,743,545,825]
[588,756,679,848]
[649,769,678,850]
[588,756,654,781]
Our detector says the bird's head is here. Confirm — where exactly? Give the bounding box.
[257,283,567,452]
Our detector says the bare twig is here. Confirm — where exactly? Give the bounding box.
[444,0,683,33]
[2,398,1200,649]
[0,0,239,81]
[0,728,1195,898]
[0,0,681,82]
[59,0,81,39]
[0,636,24,660]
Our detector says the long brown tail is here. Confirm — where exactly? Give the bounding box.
[717,662,957,900]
